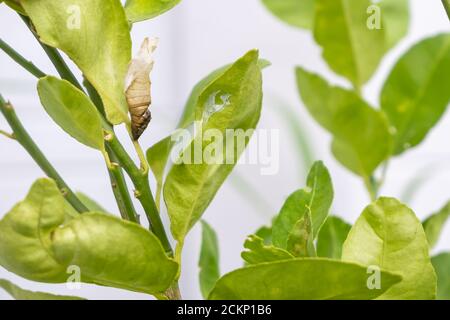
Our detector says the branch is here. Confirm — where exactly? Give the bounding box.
[0,94,89,213]
[0,38,46,78]
[9,13,173,255]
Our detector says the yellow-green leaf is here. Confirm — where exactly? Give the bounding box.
[314,0,386,88]
[381,34,450,155]
[423,201,450,249]
[317,215,351,259]
[0,178,178,295]
[209,259,402,300]
[0,279,84,300]
[37,76,105,151]
[198,221,220,299]
[261,0,315,29]
[342,197,437,300]
[125,0,182,23]
[296,67,393,177]
[241,235,294,265]
[163,50,263,248]
[432,253,450,300]
[272,161,333,249]
[21,0,131,125]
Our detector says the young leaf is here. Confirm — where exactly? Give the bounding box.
[163,50,263,248]
[198,221,220,299]
[241,235,294,265]
[75,192,108,212]
[381,33,450,155]
[0,279,84,300]
[21,0,132,125]
[0,178,178,295]
[423,201,450,249]
[37,76,105,151]
[314,0,386,89]
[260,0,315,30]
[272,161,333,249]
[209,259,402,300]
[147,60,269,207]
[125,0,182,23]
[431,253,450,300]
[342,197,437,300]
[296,68,393,177]
[254,225,272,245]
[286,211,316,257]
[379,0,410,50]
[317,215,351,259]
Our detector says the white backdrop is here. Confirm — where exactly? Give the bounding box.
[0,0,449,299]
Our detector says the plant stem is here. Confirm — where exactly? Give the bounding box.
[0,129,15,140]
[443,0,450,20]
[106,146,140,223]
[0,95,89,213]
[363,175,377,202]
[0,38,46,78]
[14,11,174,259]
[108,136,173,255]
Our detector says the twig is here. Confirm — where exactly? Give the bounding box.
[0,94,89,213]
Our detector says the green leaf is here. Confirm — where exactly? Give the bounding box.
[296,68,393,177]
[317,216,351,259]
[0,279,84,300]
[272,161,333,249]
[75,192,108,212]
[261,0,315,30]
[314,0,386,89]
[147,59,270,208]
[163,50,263,248]
[241,235,294,265]
[209,259,402,300]
[423,202,450,249]
[342,197,437,300]
[21,0,131,125]
[381,33,450,155]
[37,76,105,151]
[255,225,272,245]
[198,221,220,299]
[0,178,178,295]
[286,211,316,257]
[380,0,410,49]
[431,253,450,300]
[1,0,26,14]
[125,0,181,23]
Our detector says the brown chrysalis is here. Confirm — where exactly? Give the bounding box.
[124,37,158,140]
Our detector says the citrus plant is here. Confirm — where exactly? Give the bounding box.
[0,0,449,300]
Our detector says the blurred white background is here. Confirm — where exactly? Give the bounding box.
[0,0,449,299]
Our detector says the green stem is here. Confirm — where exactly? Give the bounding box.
[0,38,46,78]
[108,136,172,255]
[5,18,140,224]
[0,95,89,213]
[0,129,15,139]
[14,11,174,256]
[363,175,377,202]
[443,0,450,20]
[106,146,139,223]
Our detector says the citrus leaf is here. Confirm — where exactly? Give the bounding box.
[37,76,105,151]
[21,0,131,125]
[198,221,220,299]
[209,259,402,300]
[342,197,437,299]
[381,33,450,155]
